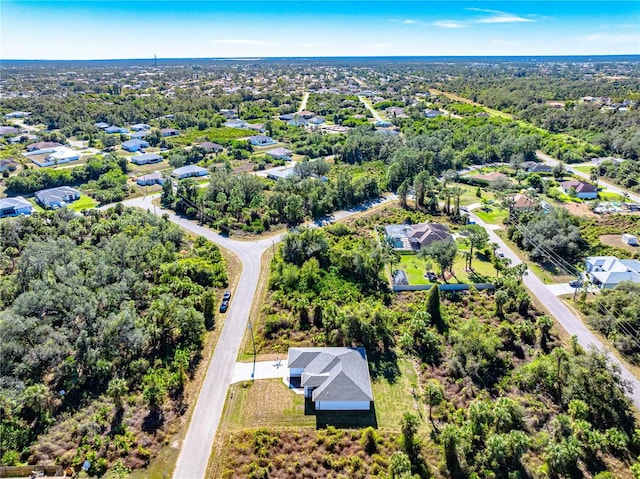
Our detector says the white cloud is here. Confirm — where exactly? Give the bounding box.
[434,8,534,28]
[583,33,639,44]
[389,18,419,25]
[433,20,466,29]
[212,39,276,46]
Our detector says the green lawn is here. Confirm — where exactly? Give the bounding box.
[572,165,593,175]
[456,183,497,207]
[27,199,45,213]
[69,194,98,212]
[598,191,624,201]
[395,246,497,285]
[371,359,420,430]
[474,206,509,225]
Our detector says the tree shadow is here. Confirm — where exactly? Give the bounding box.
[368,350,400,383]
[141,410,165,433]
[109,408,125,436]
[305,398,378,429]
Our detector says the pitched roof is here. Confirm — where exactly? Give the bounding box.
[35,186,80,204]
[513,193,535,209]
[288,347,373,403]
[0,196,32,210]
[172,165,208,176]
[265,147,292,157]
[199,142,223,151]
[27,141,63,151]
[561,180,597,193]
[409,222,451,247]
[473,171,508,182]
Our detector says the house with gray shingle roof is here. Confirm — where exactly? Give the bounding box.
[0,196,33,218]
[35,186,81,209]
[287,347,373,411]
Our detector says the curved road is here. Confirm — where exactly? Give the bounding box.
[470,211,640,410]
[119,194,396,478]
[536,150,640,203]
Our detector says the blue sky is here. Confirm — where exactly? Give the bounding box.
[1,1,638,59]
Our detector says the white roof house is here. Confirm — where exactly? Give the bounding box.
[586,256,640,289]
[0,196,33,218]
[26,146,80,167]
[171,165,208,179]
[287,347,373,411]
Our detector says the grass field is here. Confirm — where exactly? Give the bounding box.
[572,165,593,175]
[395,246,496,285]
[69,194,99,212]
[474,206,509,225]
[598,191,625,201]
[456,183,497,206]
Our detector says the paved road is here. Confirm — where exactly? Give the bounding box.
[297,91,310,113]
[469,212,640,410]
[116,193,397,478]
[357,95,384,122]
[536,150,640,203]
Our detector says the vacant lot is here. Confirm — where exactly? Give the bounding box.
[599,234,640,253]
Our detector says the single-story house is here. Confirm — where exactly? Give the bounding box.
[264,166,297,181]
[27,146,80,167]
[0,126,21,137]
[245,123,265,133]
[385,222,452,250]
[130,123,151,131]
[279,113,296,121]
[121,139,149,152]
[4,111,31,119]
[26,141,62,152]
[94,122,110,129]
[249,135,276,146]
[199,142,224,153]
[130,153,163,165]
[298,110,315,119]
[136,172,165,186]
[288,118,308,127]
[512,193,536,210]
[129,130,149,139]
[308,116,325,125]
[424,109,442,119]
[219,109,237,119]
[622,234,638,246]
[287,347,373,411]
[0,196,33,218]
[265,147,293,160]
[104,126,128,134]
[585,256,640,289]
[561,180,598,199]
[9,134,37,145]
[521,161,552,173]
[35,186,81,209]
[224,119,249,129]
[375,120,392,127]
[171,165,208,179]
[385,107,408,118]
[160,128,180,137]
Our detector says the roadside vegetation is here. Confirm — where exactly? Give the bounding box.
[0,207,227,475]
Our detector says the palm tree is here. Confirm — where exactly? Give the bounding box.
[107,378,129,412]
[423,379,444,433]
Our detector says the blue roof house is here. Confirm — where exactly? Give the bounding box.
[121,139,150,152]
[249,135,276,146]
[105,126,128,134]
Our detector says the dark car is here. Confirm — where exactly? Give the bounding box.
[223,291,231,301]
[219,300,229,313]
[569,279,582,288]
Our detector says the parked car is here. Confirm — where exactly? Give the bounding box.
[219,300,229,313]
[223,291,231,301]
[495,250,505,258]
[569,279,582,288]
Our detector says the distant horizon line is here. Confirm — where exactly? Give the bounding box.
[2,54,639,63]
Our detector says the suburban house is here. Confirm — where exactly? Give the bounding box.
[0,196,33,218]
[121,139,149,152]
[385,222,452,250]
[265,147,293,160]
[136,172,165,186]
[262,166,297,181]
[279,113,296,121]
[129,130,149,139]
[249,135,276,146]
[561,180,598,199]
[26,141,62,152]
[130,153,163,165]
[94,122,110,129]
[0,126,21,137]
[219,109,237,119]
[308,116,325,125]
[424,109,442,119]
[288,118,308,127]
[245,123,266,133]
[512,193,536,210]
[224,119,249,129]
[385,106,408,118]
[585,256,640,289]
[521,161,552,173]
[130,123,151,131]
[104,126,128,134]
[287,347,373,411]
[35,186,81,209]
[25,146,80,167]
[4,111,31,119]
[171,165,208,179]
[199,142,223,153]
[160,128,180,137]
[298,110,315,119]
[375,120,392,127]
